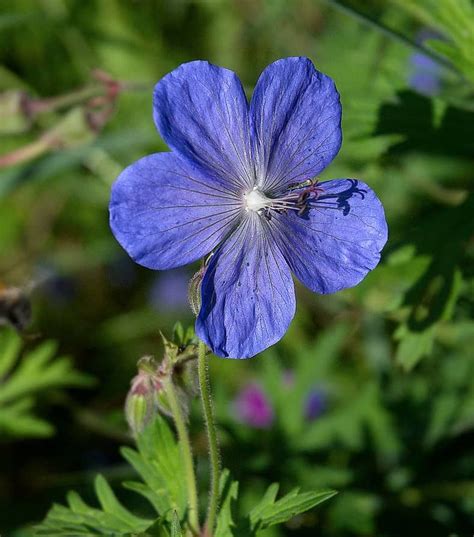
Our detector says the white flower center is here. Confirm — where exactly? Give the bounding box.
[244,187,270,213]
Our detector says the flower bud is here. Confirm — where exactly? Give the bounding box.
[125,371,156,436]
[0,91,31,134]
[125,356,169,436]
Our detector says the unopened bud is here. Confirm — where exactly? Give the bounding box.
[0,91,31,134]
[125,357,171,436]
[125,372,156,436]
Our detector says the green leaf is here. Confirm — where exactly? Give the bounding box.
[35,476,155,536]
[0,337,93,404]
[248,483,279,525]
[36,415,190,536]
[215,470,239,537]
[392,0,474,83]
[0,328,94,438]
[171,511,183,537]
[250,486,337,531]
[121,414,187,519]
[0,327,21,378]
[95,475,152,529]
[395,325,435,371]
[0,396,54,437]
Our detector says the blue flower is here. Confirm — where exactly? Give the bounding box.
[109,57,387,359]
[304,388,327,422]
[408,29,442,96]
[409,53,441,96]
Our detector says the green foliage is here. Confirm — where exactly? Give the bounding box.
[35,475,154,536]
[36,417,335,537]
[0,327,93,437]
[249,485,337,531]
[215,312,474,533]
[214,470,336,537]
[393,0,474,84]
[36,415,186,536]
[214,471,239,537]
[121,413,187,518]
[1,1,474,536]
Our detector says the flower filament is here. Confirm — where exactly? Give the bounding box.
[243,178,323,218]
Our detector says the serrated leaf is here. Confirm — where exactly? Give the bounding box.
[0,338,93,404]
[250,488,337,530]
[35,476,155,536]
[0,332,94,438]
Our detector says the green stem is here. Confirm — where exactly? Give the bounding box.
[0,138,50,169]
[198,340,220,536]
[29,85,103,114]
[166,379,199,535]
[28,81,150,115]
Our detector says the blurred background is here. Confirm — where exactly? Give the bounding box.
[1,0,473,535]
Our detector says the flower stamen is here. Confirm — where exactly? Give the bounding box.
[245,178,324,219]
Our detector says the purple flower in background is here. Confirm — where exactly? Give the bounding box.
[409,30,442,96]
[110,57,387,358]
[304,388,327,422]
[149,268,189,311]
[409,54,441,96]
[234,383,274,429]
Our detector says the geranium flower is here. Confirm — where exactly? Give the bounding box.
[110,57,387,358]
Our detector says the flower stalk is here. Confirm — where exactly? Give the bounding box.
[198,340,221,536]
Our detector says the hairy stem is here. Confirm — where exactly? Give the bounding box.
[198,340,220,536]
[166,379,199,535]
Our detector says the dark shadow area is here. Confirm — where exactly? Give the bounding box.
[375,90,474,159]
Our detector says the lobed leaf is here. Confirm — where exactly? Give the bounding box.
[250,488,337,530]
[35,476,154,536]
[121,414,187,520]
[0,328,94,438]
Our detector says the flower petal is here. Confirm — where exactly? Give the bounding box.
[153,61,254,192]
[270,179,387,294]
[196,217,296,358]
[250,57,342,193]
[109,152,241,270]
